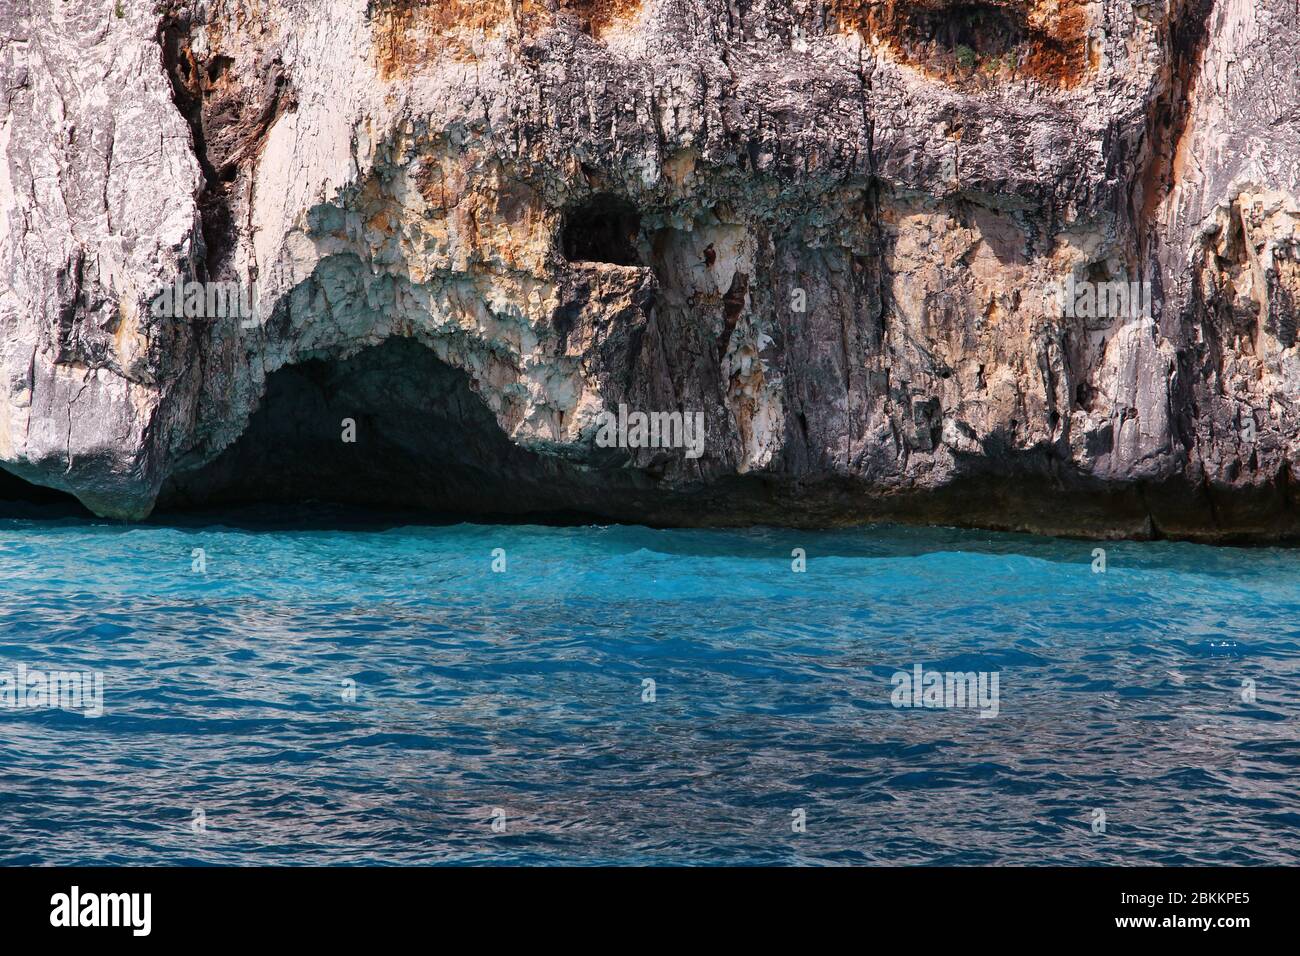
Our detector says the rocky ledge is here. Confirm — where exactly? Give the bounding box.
[2,0,1299,542]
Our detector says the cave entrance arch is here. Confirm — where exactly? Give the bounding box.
[158,337,583,517]
[0,466,88,517]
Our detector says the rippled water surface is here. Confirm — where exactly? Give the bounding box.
[1,508,1298,865]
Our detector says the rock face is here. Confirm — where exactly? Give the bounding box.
[1,0,1299,540]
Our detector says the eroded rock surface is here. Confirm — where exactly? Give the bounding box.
[2,0,1299,540]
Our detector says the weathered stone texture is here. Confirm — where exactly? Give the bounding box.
[2,0,1299,540]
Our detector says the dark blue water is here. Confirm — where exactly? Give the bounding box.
[1,509,1298,865]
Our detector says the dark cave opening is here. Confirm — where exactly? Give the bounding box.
[899,3,1027,59]
[0,466,88,516]
[156,337,608,519]
[561,194,643,266]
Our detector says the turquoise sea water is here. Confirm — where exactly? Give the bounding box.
[1,508,1298,865]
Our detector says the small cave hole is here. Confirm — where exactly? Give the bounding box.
[562,194,642,266]
[858,0,1089,87]
[206,54,235,84]
[901,3,1027,60]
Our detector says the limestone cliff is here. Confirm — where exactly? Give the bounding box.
[1,0,1298,541]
